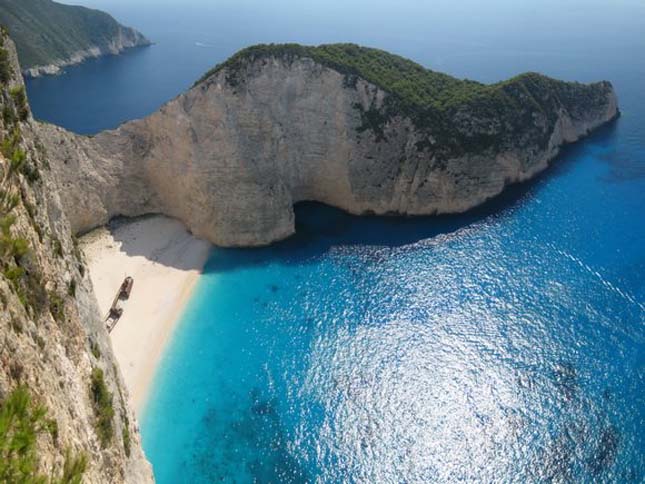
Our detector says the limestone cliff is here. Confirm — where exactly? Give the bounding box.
[45,44,618,247]
[0,34,152,483]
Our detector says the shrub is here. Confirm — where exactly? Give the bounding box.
[22,197,44,241]
[3,104,16,126]
[21,162,41,184]
[48,291,65,322]
[1,127,21,159]
[34,333,45,350]
[122,425,131,457]
[52,238,63,258]
[10,236,29,258]
[0,214,16,240]
[9,316,22,333]
[0,386,86,483]
[90,368,114,447]
[114,378,131,457]
[0,216,23,261]
[0,386,47,481]
[89,339,101,359]
[46,418,58,441]
[3,265,24,282]
[9,86,29,121]
[57,449,87,484]
[21,270,47,316]
[0,47,10,84]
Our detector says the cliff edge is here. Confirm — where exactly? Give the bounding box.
[44,44,618,246]
[0,33,152,483]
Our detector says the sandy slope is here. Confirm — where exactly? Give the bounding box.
[80,215,211,414]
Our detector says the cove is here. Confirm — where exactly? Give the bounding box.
[23,1,644,481]
[141,122,643,481]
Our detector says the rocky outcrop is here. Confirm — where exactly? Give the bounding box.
[22,31,150,78]
[44,46,618,247]
[0,0,150,78]
[0,35,153,483]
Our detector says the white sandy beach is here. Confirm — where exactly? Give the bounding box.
[80,215,211,414]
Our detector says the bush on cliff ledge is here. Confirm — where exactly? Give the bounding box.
[0,386,87,483]
[90,368,114,447]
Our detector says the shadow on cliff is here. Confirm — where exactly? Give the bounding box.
[106,214,210,272]
[203,118,619,274]
[102,119,618,273]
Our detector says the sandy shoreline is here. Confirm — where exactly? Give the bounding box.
[80,215,211,415]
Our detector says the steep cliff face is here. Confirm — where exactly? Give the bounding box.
[0,0,150,77]
[44,44,618,247]
[0,35,152,483]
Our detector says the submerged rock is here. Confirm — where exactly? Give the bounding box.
[588,426,620,476]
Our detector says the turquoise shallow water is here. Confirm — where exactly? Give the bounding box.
[140,125,644,481]
[24,1,644,481]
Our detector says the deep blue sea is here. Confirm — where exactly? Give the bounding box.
[29,1,644,482]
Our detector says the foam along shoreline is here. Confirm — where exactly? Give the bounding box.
[80,215,211,414]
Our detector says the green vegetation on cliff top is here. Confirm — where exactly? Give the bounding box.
[197,43,612,153]
[0,0,149,70]
[198,43,487,109]
[198,43,612,117]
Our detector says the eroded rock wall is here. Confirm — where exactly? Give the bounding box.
[45,56,617,247]
[0,36,153,483]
